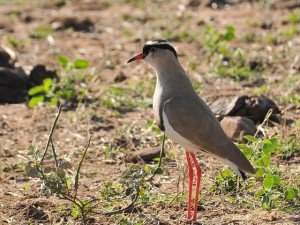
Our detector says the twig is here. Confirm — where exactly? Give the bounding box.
[74,137,91,200]
[148,133,166,181]
[90,186,140,216]
[50,139,59,168]
[254,108,273,138]
[168,192,181,206]
[40,105,62,164]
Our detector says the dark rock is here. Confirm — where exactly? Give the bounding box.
[248,95,281,123]
[260,20,273,30]
[21,14,34,23]
[221,116,256,141]
[271,0,300,9]
[207,0,239,9]
[0,49,15,68]
[209,95,280,124]
[51,17,95,32]
[0,67,28,103]
[114,71,127,83]
[249,60,263,71]
[29,65,58,87]
[187,0,201,7]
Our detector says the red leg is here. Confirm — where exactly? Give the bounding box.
[185,151,194,221]
[190,152,202,222]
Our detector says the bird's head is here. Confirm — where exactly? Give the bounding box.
[127,40,177,67]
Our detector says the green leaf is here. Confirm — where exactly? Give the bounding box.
[255,168,265,178]
[273,175,281,186]
[262,155,270,167]
[24,163,40,178]
[28,86,44,96]
[255,158,264,167]
[255,188,265,197]
[263,174,274,190]
[242,146,254,158]
[71,208,79,218]
[29,26,53,39]
[262,194,271,209]
[143,165,151,173]
[244,135,258,142]
[56,168,66,178]
[27,145,39,155]
[43,78,53,92]
[64,90,73,99]
[262,137,278,155]
[28,95,44,108]
[222,25,235,41]
[284,188,296,200]
[73,59,89,69]
[57,55,69,68]
[154,167,163,175]
[49,97,58,106]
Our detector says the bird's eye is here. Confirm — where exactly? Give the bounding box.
[151,47,157,52]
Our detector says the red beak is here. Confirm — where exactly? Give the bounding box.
[127,52,146,63]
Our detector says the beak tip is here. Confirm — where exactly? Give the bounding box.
[127,52,145,64]
[127,57,135,63]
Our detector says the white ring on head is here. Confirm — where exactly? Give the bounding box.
[146,40,172,46]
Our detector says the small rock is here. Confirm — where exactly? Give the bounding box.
[29,65,58,87]
[260,20,273,30]
[114,71,127,83]
[248,95,281,123]
[0,47,16,68]
[127,147,162,163]
[209,95,280,124]
[21,14,34,23]
[221,116,256,141]
[0,67,28,103]
[51,17,95,32]
[248,60,262,71]
[187,0,201,7]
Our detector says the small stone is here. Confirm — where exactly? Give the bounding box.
[0,67,28,103]
[221,116,256,141]
[114,71,127,83]
[261,20,273,30]
[126,147,162,163]
[29,65,58,87]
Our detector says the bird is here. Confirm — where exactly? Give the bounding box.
[127,40,255,223]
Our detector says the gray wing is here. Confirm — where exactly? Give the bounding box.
[163,96,255,174]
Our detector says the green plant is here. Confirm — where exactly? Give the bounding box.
[239,136,300,210]
[279,95,300,104]
[210,169,237,194]
[201,25,257,81]
[29,25,54,39]
[28,56,93,109]
[7,11,20,20]
[242,33,259,43]
[202,25,235,59]
[25,107,166,224]
[6,36,29,49]
[57,55,90,71]
[28,78,59,108]
[213,48,255,81]
[287,12,300,24]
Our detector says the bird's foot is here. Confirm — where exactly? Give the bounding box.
[184,217,197,224]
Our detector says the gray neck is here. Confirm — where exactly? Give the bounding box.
[152,57,197,130]
[154,58,196,100]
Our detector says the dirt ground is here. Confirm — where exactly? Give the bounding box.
[0,0,300,224]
